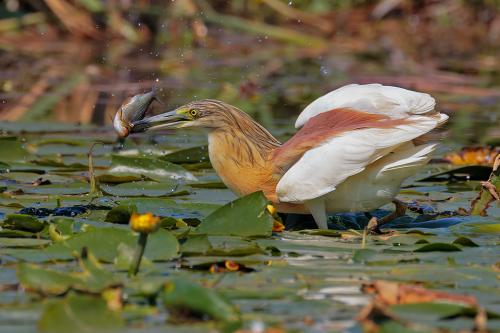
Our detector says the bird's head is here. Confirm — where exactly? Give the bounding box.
[130,99,234,133]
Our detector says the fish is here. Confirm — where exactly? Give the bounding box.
[113,87,161,137]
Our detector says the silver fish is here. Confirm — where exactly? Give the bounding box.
[113,88,161,137]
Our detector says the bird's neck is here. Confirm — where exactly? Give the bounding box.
[207,108,281,200]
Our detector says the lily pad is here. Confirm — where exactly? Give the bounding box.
[160,278,240,323]
[1,214,46,232]
[414,243,462,252]
[17,252,120,295]
[109,155,196,181]
[47,227,179,262]
[196,192,273,237]
[160,145,209,164]
[0,140,30,162]
[38,292,124,333]
[101,180,189,197]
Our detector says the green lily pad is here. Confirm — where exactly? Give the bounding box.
[109,155,196,181]
[452,237,479,247]
[0,237,50,248]
[17,252,120,294]
[389,302,476,322]
[39,292,124,333]
[21,182,90,195]
[105,204,137,224]
[2,214,46,232]
[101,180,189,197]
[196,192,273,237]
[0,140,30,162]
[352,249,377,263]
[414,243,462,252]
[160,278,240,323]
[160,145,209,164]
[48,227,179,262]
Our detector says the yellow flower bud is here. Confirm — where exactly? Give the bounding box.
[267,204,277,216]
[129,212,161,233]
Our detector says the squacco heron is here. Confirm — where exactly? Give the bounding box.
[122,84,448,230]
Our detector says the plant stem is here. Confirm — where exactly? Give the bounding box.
[129,233,148,277]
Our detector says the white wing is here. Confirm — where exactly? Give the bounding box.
[295,83,437,128]
[277,113,446,203]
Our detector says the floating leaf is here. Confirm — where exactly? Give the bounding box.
[352,249,377,263]
[2,214,46,232]
[452,237,479,247]
[109,155,196,181]
[160,146,209,164]
[47,227,179,262]
[0,237,50,248]
[389,302,476,321]
[196,192,273,237]
[101,180,189,197]
[39,293,124,333]
[414,243,462,252]
[17,252,120,295]
[160,278,240,323]
[105,204,137,224]
[21,182,90,195]
[0,140,29,162]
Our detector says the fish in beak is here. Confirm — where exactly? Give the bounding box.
[128,110,191,134]
[113,87,162,137]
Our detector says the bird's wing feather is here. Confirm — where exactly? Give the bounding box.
[276,114,443,203]
[295,84,437,128]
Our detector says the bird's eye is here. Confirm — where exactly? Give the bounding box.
[189,109,198,117]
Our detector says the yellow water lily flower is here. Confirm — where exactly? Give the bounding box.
[129,212,161,234]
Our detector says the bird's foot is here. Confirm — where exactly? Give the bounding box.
[367,200,407,234]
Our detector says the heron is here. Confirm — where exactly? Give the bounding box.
[122,84,448,231]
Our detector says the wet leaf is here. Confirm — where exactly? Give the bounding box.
[109,155,196,181]
[101,180,189,197]
[196,192,273,237]
[160,278,240,323]
[39,292,124,333]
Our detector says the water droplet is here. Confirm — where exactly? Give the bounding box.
[320,66,329,76]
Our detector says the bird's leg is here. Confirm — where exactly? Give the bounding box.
[367,199,407,234]
[305,199,329,229]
